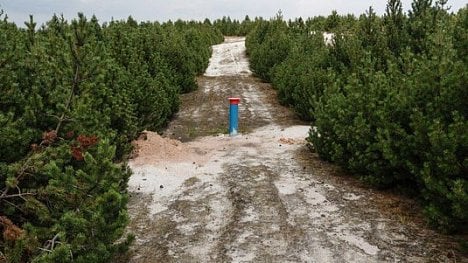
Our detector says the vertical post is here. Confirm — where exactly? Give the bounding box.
[229,98,240,136]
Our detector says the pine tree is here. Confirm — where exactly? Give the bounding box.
[358,6,390,70]
[408,0,435,54]
[325,10,340,31]
[453,5,468,64]
[384,0,408,56]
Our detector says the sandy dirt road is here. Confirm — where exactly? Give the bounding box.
[124,37,465,263]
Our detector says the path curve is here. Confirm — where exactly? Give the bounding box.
[124,37,464,263]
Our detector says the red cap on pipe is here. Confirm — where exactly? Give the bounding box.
[229,98,240,105]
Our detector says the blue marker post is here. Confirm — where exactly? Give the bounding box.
[229,98,240,136]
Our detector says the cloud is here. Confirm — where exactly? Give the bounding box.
[1,0,466,26]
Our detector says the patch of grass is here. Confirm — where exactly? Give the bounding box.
[207,126,226,135]
[186,126,198,138]
[239,127,252,134]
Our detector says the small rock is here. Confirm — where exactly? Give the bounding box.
[321,214,326,217]
[209,184,213,187]
[160,185,164,189]
[279,144,282,147]
[142,178,147,181]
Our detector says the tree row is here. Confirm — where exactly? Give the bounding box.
[0,12,222,262]
[246,0,467,234]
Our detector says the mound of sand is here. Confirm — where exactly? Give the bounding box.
[131,131,202,165]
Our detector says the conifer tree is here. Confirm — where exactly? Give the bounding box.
[408,0,434,54]
[384,0,408,56]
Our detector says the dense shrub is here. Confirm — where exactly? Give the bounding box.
[246,1,467,233]
[0,11,221,262]
[246,15,292,81]
[272,34,332,120]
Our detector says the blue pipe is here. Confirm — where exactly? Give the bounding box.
[229,98,240,136]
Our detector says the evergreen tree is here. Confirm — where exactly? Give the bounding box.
[358,6,389,70]
[325,10,340,31]
[384,0,408,56]
[408,0,434,54]
[452,5,468,64]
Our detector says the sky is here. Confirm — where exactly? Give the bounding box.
[1,0,466,26]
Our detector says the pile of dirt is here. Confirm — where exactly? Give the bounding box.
[131,131,201,165]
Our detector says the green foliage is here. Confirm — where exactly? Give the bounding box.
[325,10,341,31]
[213,16,254,36]
[272,34,332,120]
[246,2,468,233]
[246,16,292,81]
[384,0,408,57]
[453,5,468,64]
[0,11,221,262]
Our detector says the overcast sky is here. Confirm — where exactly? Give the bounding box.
[1,0,466,26]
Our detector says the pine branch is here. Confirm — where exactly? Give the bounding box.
[55,62,80,134]
[0,139,48,200]
[47,233,60,250]
[3,199,26,214]
[0,158,33,199]
[0,192,36,200]
[0,55,14,69]
[39,233,61,254]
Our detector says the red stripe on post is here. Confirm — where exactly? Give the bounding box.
[229,98,240,105]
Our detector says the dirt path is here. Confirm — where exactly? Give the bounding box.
[125,37,465,263]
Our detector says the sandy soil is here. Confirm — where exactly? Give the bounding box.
[123,37,466,263]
